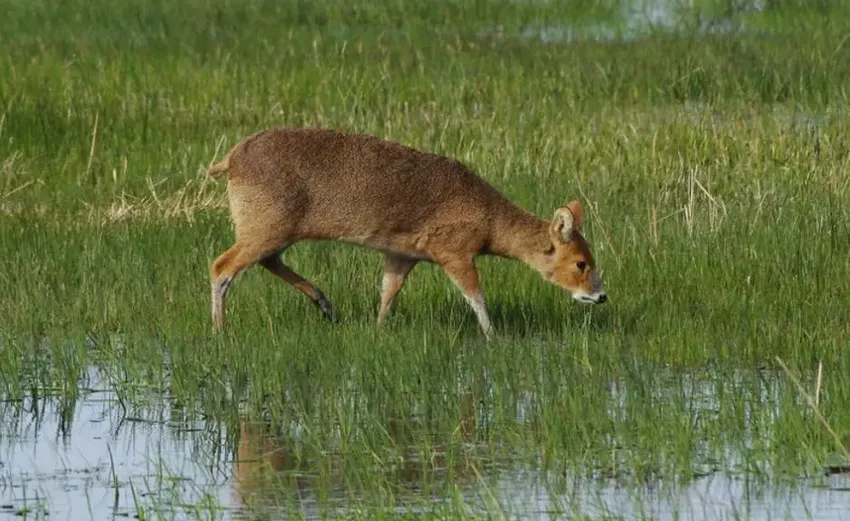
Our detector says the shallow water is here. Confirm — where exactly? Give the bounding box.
[492,468,850,520]
[486,0,768,43]
[0,371,231,520]
[2,367,849,520]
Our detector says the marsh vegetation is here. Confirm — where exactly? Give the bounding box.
[1,0,849,518]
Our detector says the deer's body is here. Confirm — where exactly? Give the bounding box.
[208,127,606,338]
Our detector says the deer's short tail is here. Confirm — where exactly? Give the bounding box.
[207,140,242,178]
[207,157,230,178]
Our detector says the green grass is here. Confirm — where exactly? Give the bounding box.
[1,0,850,519]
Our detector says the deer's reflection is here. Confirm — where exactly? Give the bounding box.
[232,393,480,510]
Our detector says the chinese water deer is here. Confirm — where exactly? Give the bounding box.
[207,127,606,339]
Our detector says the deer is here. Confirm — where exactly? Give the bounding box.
[207,127,606,340]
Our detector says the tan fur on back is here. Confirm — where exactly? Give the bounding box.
[220,128,541,262]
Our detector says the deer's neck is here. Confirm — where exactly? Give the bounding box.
[486,204,551,266]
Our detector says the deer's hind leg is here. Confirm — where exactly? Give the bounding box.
[259,254,335,321]
[213,182,309,330]
[210,240,282,331]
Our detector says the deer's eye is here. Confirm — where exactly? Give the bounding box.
[576,261,587,272]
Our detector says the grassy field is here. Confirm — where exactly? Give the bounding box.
[1,0,850,518]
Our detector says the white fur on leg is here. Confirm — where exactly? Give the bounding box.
[381,272,392,294]
[211,276,231,330]
[463,293,493,340]
[378,273,398,324]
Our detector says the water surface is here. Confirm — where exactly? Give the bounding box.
[2,367,849,520]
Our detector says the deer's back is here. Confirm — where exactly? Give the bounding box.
[225,128,509,259]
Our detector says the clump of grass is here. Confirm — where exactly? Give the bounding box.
[82,171,226,226]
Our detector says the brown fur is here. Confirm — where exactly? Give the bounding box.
[208,127,606,338]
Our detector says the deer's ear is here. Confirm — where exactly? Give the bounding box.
[550,207,576,244]
[565,200,583,230]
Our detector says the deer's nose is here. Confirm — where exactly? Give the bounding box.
[597,294,608,304]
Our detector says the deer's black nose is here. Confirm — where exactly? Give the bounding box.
[597,294,608,304]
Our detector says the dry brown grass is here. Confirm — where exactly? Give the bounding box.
[83,173,227,225]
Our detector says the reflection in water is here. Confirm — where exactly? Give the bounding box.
[231,392,481,516]
[1,367,849,520]
[233,420,294,506]
[0,368,231,519]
